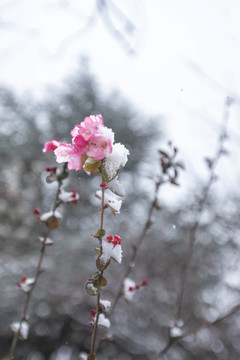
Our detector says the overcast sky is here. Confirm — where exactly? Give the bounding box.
[1,0,240,203]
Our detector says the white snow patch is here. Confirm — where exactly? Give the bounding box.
[96,189,122,214]
[104,143,129,179]
[97,313,111,328]
[38,236,54,246]
[19,278,35,293]
[59,189,79,203]
[10,320,29,339]
[170,325,183,338]
[79,353,88,360]
[123,278,136,302]
[100,299,111,312]
[99,125,115,143]
[108,177,125,197]
[39,210,62,221]
[101,241,122,264]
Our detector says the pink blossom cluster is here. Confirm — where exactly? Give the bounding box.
[106,234,122,246]
[43,115,113,171]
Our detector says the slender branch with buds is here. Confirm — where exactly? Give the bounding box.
[156,97,234,359]
[6,163,72,359]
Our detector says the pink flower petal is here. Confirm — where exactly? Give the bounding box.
[43,139,60,152]
[54,143,82,170]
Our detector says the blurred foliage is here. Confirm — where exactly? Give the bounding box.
[0,62,240,360]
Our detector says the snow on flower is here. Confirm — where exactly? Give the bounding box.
[17,277,35,293]
[101,240,122,264]
[100,300,111,312]
[170,319,184,338]
[79,353,88,360]
[97,313,111,328]
[10,320,29,340]
[96,189,122,214]
[52,115,115,171]
[44,115,129,176]
[123,278,136,302]
[58,189,79,204]
[43,139,60,153]
[45,167,58,183]
[39,210,62,222]
[170,325,183,338]
[107,177,125,197]
[38,236,54,246]
[104,143,129,180]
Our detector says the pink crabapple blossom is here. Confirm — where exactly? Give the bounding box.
[45,114,114,171]
[43,139,60,153]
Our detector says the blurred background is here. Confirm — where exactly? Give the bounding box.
[1,1,240,359]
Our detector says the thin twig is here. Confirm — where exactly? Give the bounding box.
[89,173,105,358]
[175,97,232,321]
[157,97,234,359]
[93,177,165,354]
[110,178,163,314]
[7,165,66,359]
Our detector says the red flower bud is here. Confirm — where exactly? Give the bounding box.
[135,285,140,290]
[113,234,122,245]
[100,182,107,190]
[33,208,40,215]
[112,238,118,247]
[90,310,96,317]
[106,235,113,243]
[141,278,148,286]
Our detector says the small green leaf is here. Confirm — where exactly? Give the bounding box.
[92,271,100,281]
[85,281,99,296]
[97,228,106,237]
[94,248,100,255]
[102,159,119,183]
[159,150,169,158]
[96,256,110,271]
